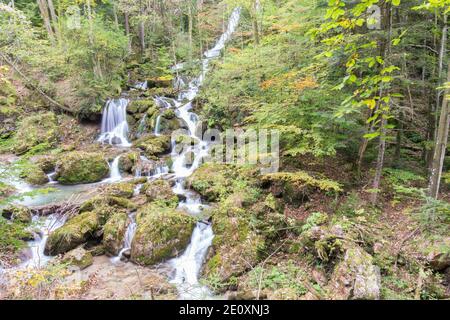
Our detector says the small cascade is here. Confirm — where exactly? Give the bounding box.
[133,184,143,196]
[170,222,214,299]
[136,114,148,138]
[103,155,122,183]
[111,213,137,263]
[22,214,67,269]
[47,171,57,185]
[154,115,162,136]
[134,81,148,90]
[98,98,131,147]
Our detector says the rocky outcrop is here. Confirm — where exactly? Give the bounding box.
[327,246,381,300]
[141,179,178,206]
[55,151,109,184]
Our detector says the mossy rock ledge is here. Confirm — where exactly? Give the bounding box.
[55,151,109,184]
[130,204,196,266]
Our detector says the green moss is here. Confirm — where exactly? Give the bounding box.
[0,216,29,256]
[103,210,129,255]
[118,151,139,173]
[13,112,58,155]
[55,151,109,184]
[141,179,178,207]
[21,164,49,185]
[1,205,32,224]
[134,134,171,159]
[104,182,135,198]
[45,211,100,255]
[131,203,196,265]
[128,99,156,114]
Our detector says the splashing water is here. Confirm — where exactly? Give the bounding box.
[98,98,131,147]
[111,213,137,263]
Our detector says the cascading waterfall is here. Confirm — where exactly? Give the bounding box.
[98,98,131,147]
[154,115,162,136]
[111,213,137,263]
[164,7,241,299]
[103,155,122,183]
[21,214,67,269]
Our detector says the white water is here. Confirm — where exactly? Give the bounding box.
[111,213,137,263]
[102,155,122,183]
[134,81,148,90]
[47,171,57,185]
[166,7,241,299]
[154,115,162,136]
[98,98,131,147]
[21,214,67,269]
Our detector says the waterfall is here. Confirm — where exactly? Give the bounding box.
[103,155,122,183]
[21,214,66,269]
[134,81,148,90]
[47,171,57,185]
[111,213,137,263]
[154,115,162,136]
[98,98,131,147]
[165,7,241,299]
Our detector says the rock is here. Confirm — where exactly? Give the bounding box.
[267,287,299,300]
[327,246,381,300]
[34,154,57,173]
[130,203,196,265]
[118,151,139,173]
[141,179,178,206]
[1,205,32,224]
[428,252,450,271]
[134,134,171,159]
[186,163,233,202]
[62,247,93,270]
[13,112,58,155]
[103,182,135,198]
[45,211,100,255]
[55,151,109,184]
[128,99,156,114]
[22,165,49,185]
[147,76,173,88]
[0,182,15,200]
[103,211,129,256]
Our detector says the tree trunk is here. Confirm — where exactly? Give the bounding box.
[188,3,193,63]
[46,0,59,39]
[36,0,54,42]
[429,62,450,199]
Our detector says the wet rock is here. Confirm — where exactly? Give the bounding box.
[13,112,58,155]
[1,205,32,224]
[62,247,94,270]
[130,203,196,265]
[327,246,381,300]
[34,154,57,173]
[103,182,135,199]
[128,99,156,114]
[147,76,173,88]
[55,151,109,185]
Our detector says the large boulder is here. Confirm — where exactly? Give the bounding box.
[13,112,58,155]
[134,134,171,159]
[55,151,109,184]
[118,151,139,174]
[1,205,32,224]
[130,203,196,265]
[22,164,49,185]
[327,246,381,300]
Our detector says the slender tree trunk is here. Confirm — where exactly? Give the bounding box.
[188,3,194,63]
[36,0,54,42]
[46,0,59,39]
[429,62,450,198]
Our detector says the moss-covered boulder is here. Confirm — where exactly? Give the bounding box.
[21,164,49,185]
[13,112,58,155]
[79,195,137,213]
[55,151,109,184]
[45,211,100,255]
[62,247,94,270]
[0,182,15,200]
[128,99,156,114]
[103,182,135,199]
[103,211,129,256]
[131,203,196,265]
[34,154,57,173]
[141,179,178,207]
[118,151,139,174]
[1,205,32,224]
[186,163,232,202]
[135,134,171,159]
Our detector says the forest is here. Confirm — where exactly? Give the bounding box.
[0,0,448,300]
